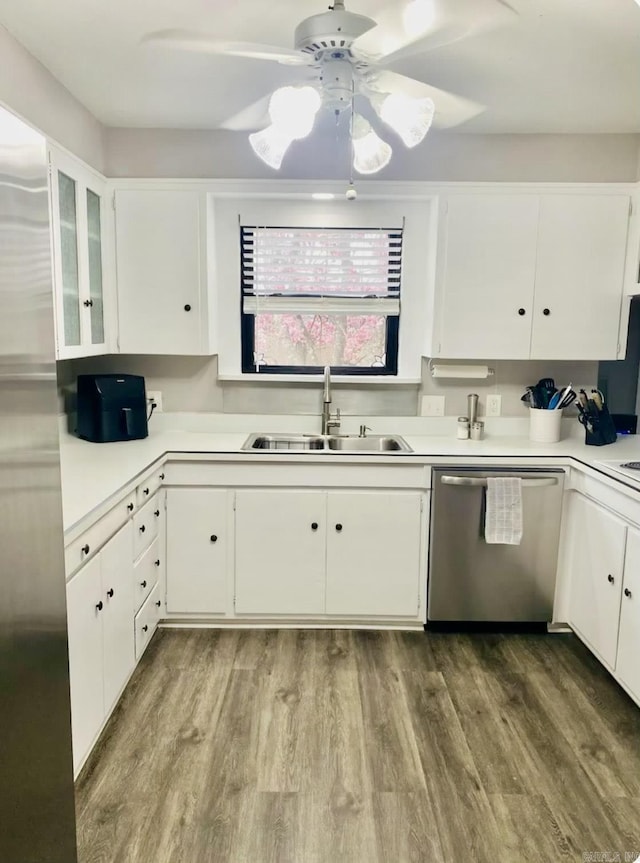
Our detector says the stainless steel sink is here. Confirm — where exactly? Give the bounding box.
[242,433,412,453]
[326,435,410,452]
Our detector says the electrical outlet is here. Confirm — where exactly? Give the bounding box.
[147,390,163,412]
[421,395,445,417]
[486,394,502,417]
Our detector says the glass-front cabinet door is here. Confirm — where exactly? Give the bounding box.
[49,147,108,358]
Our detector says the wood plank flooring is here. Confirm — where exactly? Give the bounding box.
[75,630,640,863]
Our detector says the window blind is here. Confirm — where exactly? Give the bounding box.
[241,225,402,315]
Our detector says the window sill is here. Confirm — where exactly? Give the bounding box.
[218,373,421,385]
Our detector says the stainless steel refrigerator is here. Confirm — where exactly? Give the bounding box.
[0,107,78,860]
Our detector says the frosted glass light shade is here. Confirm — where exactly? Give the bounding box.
[352,114,392,175]
[371,92,435,147]
[249,125,294,170]
[269,85,321,139]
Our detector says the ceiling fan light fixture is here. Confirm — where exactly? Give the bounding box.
[351,114,392,175]
[268,85,321,140]
[249,124,294,170]
[370,92,435,147]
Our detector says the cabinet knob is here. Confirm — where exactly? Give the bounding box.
[127,503,134,512]
[543,308,551,316]
[160,473,165,480]
[624,587,632,598]
[143,488,150,495]
[607,574,615,584]
[82,544,90,555]
[142,624,149,633]
[139,524,146,533]
[155,600,161,608]
[184,304,192,312]
[311,522,318,531]
[154,509,160,517]
[95,601,103,612]
[83,299,94,308]
[210,535,218,543]
[518,308,526,316]
[141,580,147,588]
[154,559,160,567]
[107,588,114,598]
[335,523,343,532]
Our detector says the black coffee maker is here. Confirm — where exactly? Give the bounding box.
[76,374,148,442]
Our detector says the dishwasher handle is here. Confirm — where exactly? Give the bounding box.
[440,475,559,488]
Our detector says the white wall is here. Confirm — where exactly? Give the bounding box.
[57,353,598,419]
[105,127,640,183]
[0,23,105,171]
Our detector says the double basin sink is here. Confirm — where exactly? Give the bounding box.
[242,433,412,453]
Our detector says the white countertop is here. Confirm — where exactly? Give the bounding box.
[59,413,640,534]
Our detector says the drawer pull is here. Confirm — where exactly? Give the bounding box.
[311,522,318,531]
[154,560,160,567]
[624,588,632,598]
[607,574,615,584]
[139,525,146,533]
[210,535,218,543]
[154,509,160,517]
[107,588,114,598]
[142,624,149,633]
[95,601,103,612]
[335,524,343,532]
[127,503,134,512]
[155,600,161,608]
[82,544,90,555]
[143,488,150,496]
[160,473,165,480]
[140,580,147,588]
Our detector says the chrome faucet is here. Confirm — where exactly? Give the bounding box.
[321,365,341,435]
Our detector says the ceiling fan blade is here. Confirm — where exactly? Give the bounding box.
[354,0,517,63]
[366,69,484,129]
[219,95,272,132]
[141,30,309,66]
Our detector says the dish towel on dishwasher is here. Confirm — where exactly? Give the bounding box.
[485,477,523,545]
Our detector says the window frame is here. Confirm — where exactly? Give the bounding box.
[239,223,402,376]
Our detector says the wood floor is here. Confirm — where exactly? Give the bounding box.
[75,629,640,863]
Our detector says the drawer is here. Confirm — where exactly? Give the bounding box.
[134,584,161,660]
[136,466,165,508]
[65,491,136,578]
[132,493,161,560]
[133,536,161,612]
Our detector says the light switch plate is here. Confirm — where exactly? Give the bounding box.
[486,394,502,417]
[421,395,445,417]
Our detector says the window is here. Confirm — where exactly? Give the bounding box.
[240,225,403,375]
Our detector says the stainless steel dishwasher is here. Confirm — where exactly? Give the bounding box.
[428,467,565,622]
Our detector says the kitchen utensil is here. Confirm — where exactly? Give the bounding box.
[535,378,556,409]
[591,389,604,410]
[550,383,573,410]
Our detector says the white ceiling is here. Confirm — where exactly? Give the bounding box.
[1,0,639,133]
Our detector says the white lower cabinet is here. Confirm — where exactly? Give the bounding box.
[66,521,135,774]
[166,487,228,613]
[615,527,640,699]
[135,584,162,660]
[234,488,424,618]
[235,490,326,615]
[567,494,626,669]
[566,490,640,706]
[326,491,423,617]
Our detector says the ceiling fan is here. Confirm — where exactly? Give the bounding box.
[143,0,517,174]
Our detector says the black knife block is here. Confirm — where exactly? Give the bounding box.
[584,405,618,446]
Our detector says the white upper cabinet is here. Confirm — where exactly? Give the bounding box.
[49,146,110,359]
[114,189,215,355]
[436,195,539,359]
[530,195,630,360]
[434,191,631,361]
